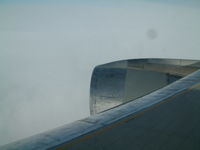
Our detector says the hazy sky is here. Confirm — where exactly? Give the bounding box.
[1,0,200,146]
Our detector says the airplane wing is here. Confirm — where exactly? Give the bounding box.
[1,59,200,150]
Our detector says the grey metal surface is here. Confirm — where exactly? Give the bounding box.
[1,63,200,150]
[90,58,199,114]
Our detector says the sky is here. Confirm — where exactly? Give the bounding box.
[1,0,200,146]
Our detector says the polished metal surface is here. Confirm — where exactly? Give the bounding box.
[90,58,199,114]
